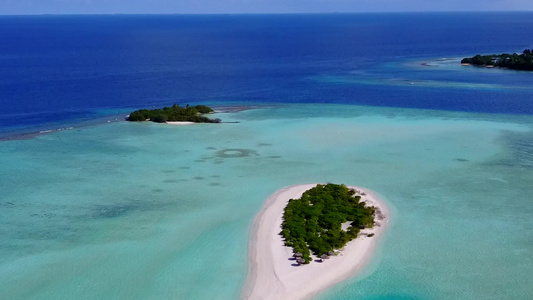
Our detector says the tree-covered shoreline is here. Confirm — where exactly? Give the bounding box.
[280,184,376,264]
[461,49,533,71]
[127,104,221,123]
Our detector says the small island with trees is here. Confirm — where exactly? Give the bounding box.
[280,183,378,265]
[243,183,389,299]
[127,104,221,123]
[461,49,533,71]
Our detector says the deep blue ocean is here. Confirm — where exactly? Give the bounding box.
[1,13,533,300]
[1,13,532,137]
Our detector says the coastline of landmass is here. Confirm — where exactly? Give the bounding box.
[127,104,221,123]
[165,121,195,125]
[461,49,533,71]
[242,184,389,300]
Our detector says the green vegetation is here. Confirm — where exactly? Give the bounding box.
[280,184,376,264]
[461,49,533,71]
[127,104,220,123]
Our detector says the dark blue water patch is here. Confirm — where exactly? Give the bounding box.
[1,13,533,137]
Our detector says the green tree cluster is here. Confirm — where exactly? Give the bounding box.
[127,104,220,123]
[280,184,376,264]
[461,49,533,71]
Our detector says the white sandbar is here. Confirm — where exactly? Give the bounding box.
[165,121,195,125]
[242,184,389,300]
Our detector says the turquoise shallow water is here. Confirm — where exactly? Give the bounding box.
[1,104,532,299]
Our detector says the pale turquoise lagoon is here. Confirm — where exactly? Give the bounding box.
[1,104,532,299]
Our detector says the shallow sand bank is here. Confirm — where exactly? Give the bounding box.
[165,121,195,125]
[242,184,389,300]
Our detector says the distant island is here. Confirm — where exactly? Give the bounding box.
[461,49,533,71]
[280,183,377,265]
[127,104,221,123]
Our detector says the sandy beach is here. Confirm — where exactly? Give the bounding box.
[242,184,389,300]
[165,121,195,125]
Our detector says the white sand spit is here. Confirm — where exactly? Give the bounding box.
[165,121,195,125]
[242,184,389,300]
